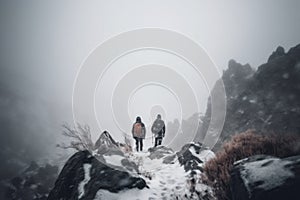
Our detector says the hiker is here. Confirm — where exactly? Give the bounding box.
[151,114,166,147]
[132,116,146,152]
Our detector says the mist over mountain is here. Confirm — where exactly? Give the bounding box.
[2,43,300,200]
[0,67,55,180]
[164,113,203,151]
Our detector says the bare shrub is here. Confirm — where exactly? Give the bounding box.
[118,134,133,154]
[57,123,94,152]
[203,130,300,200]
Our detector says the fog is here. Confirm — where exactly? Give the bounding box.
[0,0,300,178]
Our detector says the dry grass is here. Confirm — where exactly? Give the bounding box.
[203,130,300,200]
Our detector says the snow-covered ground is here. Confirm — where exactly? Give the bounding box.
[94,148,215,200]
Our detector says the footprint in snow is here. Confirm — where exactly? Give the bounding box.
[175,185,182,190]
[159,181,166,185]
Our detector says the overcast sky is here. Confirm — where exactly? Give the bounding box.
[0,0,300,165]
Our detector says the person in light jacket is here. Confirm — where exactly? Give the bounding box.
[132,116,146,152]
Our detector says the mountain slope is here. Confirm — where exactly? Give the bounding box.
[48,132,216,200]
[200,44,300,149]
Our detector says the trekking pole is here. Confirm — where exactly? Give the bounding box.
[152,132,153,145]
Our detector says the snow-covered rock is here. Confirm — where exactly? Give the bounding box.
[231,155,300,200]
[48,131,216,200]
[48,150,147,200]
[177,142,214,172]
[94,131,123,156]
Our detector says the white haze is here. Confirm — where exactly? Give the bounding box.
[0,0,299,164]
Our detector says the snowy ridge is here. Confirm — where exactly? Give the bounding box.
[93,144,216,200]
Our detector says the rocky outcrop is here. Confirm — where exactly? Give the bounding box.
[48,131,147,200]
[176,143,216,200]
[231,155,300,200]
[200,44,300,150]
[94,131,123,156]
[48,150,147,200]
[268,46,285,62]
[177,143,207,172]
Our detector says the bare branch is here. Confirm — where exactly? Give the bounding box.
[58,123,94,152]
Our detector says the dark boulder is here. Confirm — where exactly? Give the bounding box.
[48,150,147,200]
[231,154,300,200]
[176,143,204,172]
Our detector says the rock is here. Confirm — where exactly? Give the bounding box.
[94,131,123,156]
[48,150,147,200]
[268,46,285,62]
[176,143,204,172]
[231,155,300,200]
[148,146,174,160]
[201,44,300,151]
[92,131,139,173]
[162,154,177,164]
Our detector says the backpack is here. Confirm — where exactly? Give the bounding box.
[133,123,143,137]
[152,120,164,136]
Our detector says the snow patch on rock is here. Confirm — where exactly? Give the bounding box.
[240,158,294,195]
[104,154,124,166]
[78,163,92,198]
[189,147,215,163]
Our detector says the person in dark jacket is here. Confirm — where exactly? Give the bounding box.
[131,116,146,152]
[151,114,166,147]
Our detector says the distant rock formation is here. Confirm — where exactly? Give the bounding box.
[201,44,300,150]
[268,46,285,62]
[231,155,300,200]
[2,161,58,200]
[165,113,203,151]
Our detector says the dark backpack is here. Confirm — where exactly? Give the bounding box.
[152,120,164,137]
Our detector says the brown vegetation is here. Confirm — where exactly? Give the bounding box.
[203,130,300,200]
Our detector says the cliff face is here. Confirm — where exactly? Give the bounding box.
[201,44,300,149]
